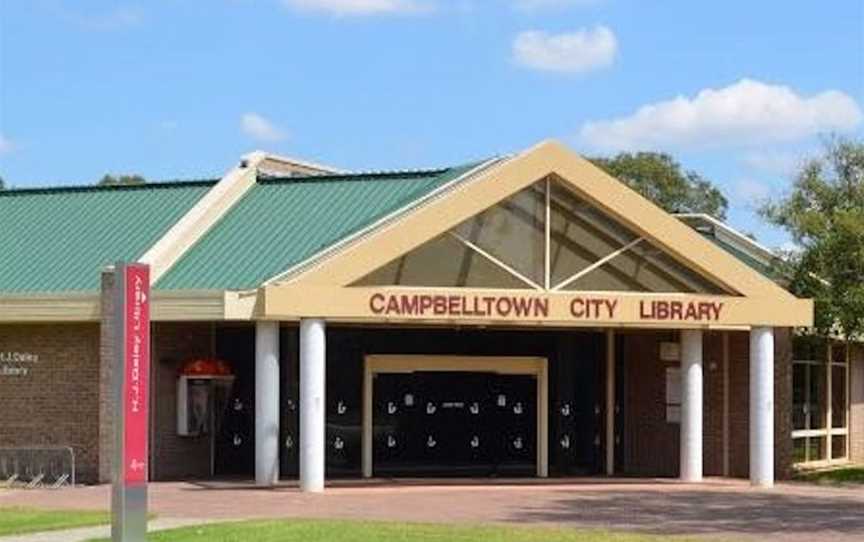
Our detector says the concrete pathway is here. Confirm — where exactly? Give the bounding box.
[0,518,215,542]
[2,478,863,541]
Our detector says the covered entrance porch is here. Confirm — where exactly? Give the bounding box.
[146,142,811,492]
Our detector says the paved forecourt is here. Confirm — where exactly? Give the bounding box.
[2,479,863,542]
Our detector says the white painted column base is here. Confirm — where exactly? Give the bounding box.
[300,318,326,492]
[255,321,280,487]
[750,327,774,488]
[680,330,703,483]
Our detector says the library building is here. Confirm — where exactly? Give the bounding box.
[1,141,861,492]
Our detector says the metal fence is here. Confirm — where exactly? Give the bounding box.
[0,447,75,489]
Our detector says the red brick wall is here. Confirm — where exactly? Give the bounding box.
[702,332,724,476]
[620,329,794,479]
[851,344,864,464]
[774,328,794,479]
[620,331,680,476]
[150,322,215,481]
[0,324,101,483]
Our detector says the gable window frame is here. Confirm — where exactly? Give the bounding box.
[353,176,733,296]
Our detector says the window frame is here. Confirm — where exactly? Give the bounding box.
[792,341,850,466]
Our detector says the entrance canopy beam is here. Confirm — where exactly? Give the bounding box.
[260,285,812,329]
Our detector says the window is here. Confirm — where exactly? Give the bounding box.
[792,338,849,465]
[353,177,732,295]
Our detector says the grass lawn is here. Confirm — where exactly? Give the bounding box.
[89,519,703,542]
[795,466,864,485]
[0,507,109,536]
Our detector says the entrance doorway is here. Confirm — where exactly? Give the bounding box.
[362,356,548,478]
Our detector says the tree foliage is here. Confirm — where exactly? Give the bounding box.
[0,176,5,190]
[590,152,728,220]
[98,174,146,186]
[761,138,864,340]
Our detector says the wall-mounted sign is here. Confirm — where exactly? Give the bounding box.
[263,284,813,327]
[0,351,39,376]
[367,292,725,323]
[659,342,681,362]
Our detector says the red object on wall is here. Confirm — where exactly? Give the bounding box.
[180,358,233,377]
[123,264,150,485]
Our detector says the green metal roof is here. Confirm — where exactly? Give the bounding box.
[156,164,479,290]
[698,233,784,282]
[0,181,214,293]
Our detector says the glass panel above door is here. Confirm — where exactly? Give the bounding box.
[353,234,530,289]
[560,239,727,294]
[549,180,639,286]
[352,177,733,295]
[452,183,546,286]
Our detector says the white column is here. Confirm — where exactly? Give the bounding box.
[750,327,774,487]
[300,318,326,492]
[680,329,703,483]
[255,320,280,487]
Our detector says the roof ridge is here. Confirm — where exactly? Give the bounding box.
[257,167,452,184]
[0,178,219,196]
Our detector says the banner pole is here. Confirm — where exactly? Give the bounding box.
[111,262,150,542]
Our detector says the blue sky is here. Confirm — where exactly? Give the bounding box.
[1,0,862,248]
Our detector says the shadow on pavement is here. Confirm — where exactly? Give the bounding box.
[507,489,864,537]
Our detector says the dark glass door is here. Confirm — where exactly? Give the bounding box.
[373,371,536,477]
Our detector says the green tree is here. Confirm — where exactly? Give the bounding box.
[0,176,5,190]
[761,138,864,340]
[98,174,146,186]
[590,152,728,220]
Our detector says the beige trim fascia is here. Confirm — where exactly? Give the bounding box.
[0,290,236,323]
[280,140,800,304]
[258,153,345,176]
[224,289,261,321]
[262,285,814,328]
[0,293,101,322]
[263,155,512,287]
[150,290,227,321]
[138,152,266,284]
[362,355,548,478]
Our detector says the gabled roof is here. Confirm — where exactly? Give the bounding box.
[262,141,812,327]
[0,140,814,328]
[0,181,214,293]
[155,162,486,290]
[677,213,784,282]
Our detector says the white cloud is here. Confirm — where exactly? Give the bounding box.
[0,134,14,154]
[512,26,617,74]
[740,151,802,177]
[579,79,863,151]
[732,178,771,204]
[513,0,602,11]
[282,0,431,16]
[240,113,286,142]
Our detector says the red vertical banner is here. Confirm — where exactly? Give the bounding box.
[122,264,150,485]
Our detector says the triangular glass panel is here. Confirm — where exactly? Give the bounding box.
[452,183,546,286]
[549,180,639,287]
[352,176,731,295]
[353,233,531,289]
[560,239,727,294]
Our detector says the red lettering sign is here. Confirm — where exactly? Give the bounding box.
[123,265,150,485]
[366,293,723,323]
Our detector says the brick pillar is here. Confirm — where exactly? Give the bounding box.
[773,328,793,480]
[850,345,864,463]
[98,268,116,483]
